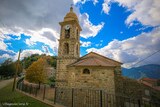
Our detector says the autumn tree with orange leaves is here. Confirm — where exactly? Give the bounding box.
[25,57,48,88]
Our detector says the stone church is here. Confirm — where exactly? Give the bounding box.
[55,7,160,107]
[56,7,122,94]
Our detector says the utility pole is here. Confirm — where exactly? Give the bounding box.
[12,49,21,91]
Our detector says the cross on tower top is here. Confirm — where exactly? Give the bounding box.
[70,4,73,12]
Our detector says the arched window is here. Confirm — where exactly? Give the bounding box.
[64,43,69,54]
[83,68,90,74]
[76,29,79,40]
[76,44,79,55]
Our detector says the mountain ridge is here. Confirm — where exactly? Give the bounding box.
[122,64,160,79]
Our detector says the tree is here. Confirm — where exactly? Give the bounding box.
[21,54,57,69]
[22,54,41,69]
[46,56,57,68]
[25,57,48,88]
[0,59,18,79]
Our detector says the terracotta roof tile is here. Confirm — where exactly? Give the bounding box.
[69,52,122,67]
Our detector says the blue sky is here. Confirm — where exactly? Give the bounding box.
[0,0,160,68]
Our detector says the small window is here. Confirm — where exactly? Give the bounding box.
[83,68,90,74]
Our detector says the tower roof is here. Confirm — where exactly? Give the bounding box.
[64,7,78,22]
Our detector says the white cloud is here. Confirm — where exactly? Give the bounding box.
[101,0,160,26]
[93,0,98,5]
[0,0,104,57]
[73,0,98,5]
[0,27,23,40]
[0,54,12,59]
[114,0,160,26]
[102,0,111,14]
[42,45,53,56]
[0,0,74,54]
[80,13,105,38]
[0,41,7,50]
[114,0,138,8]
[25,39,36,46]
[73,0,83,4]
[25,28,59,53]
[80,41,91,47]
[87,27,160,68]
[0,31,11,42]
[14,49,44,61]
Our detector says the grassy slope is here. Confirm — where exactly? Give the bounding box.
[0,83,51,107]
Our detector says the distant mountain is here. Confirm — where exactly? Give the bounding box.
[122,64,160,80]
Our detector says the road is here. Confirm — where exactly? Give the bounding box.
[0,78,14,89]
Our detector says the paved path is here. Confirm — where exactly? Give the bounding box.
[0,78,14,89]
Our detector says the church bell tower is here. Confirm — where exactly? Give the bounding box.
[56,7,82,87]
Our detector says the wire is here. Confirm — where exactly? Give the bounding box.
[131,49,160,68]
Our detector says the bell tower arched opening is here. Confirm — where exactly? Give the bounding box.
[63,43,69,55]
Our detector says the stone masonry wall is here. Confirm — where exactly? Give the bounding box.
[115,76,160,103]
[115,76,142,99]
[67,66,116,94]
[56,58,77,87]
[55,87,117,107]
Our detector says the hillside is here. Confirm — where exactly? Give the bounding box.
[0,54,57,79]
[122,64,160,79]
[21,54,57,69]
